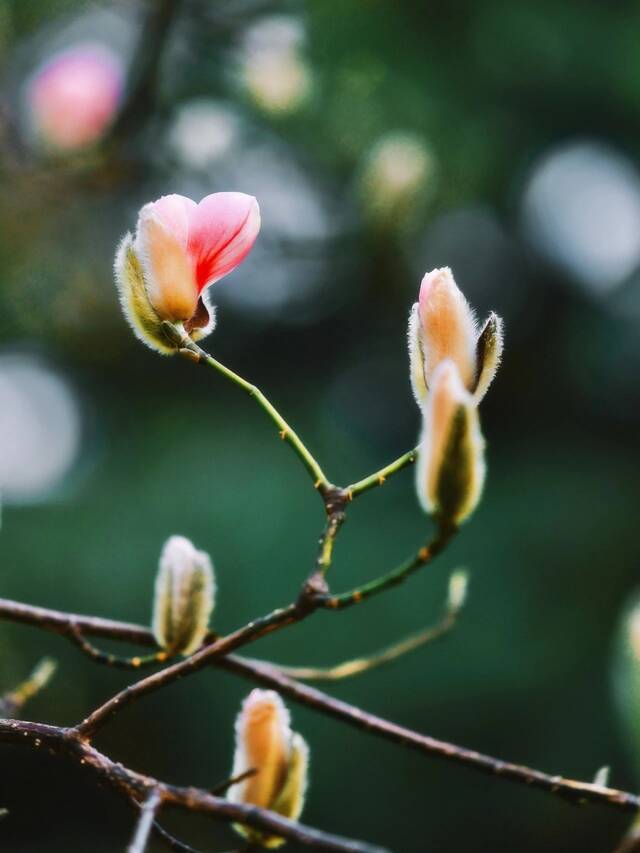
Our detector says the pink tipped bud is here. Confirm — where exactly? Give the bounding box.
[408,267,504,406]
[416,360,485,525]
[114,192,260,354]
[27,43,123,151]
[229,689,309,848]
[417,268,478,392]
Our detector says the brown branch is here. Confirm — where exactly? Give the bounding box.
[221,655,640,813]
[106,0,183,144]
[0,597,638,814]
[0,718,384,853]
[74,603,302,740]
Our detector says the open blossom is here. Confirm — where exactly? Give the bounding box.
[408,267,503,405]
[229,689,309,848]
[27,43,124,151]
[115,192,260,353]
[415,360,486,525]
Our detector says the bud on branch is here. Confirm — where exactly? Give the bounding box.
[415,361,486,525]
[408,267,504,405]
[115,192,260,354]
[229,689,310,848]
[152,535,215,656]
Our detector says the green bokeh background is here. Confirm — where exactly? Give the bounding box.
[1,1,640,851]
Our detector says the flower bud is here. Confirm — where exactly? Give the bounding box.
[415,360,485,525]
[447,570,469,612]
[228,689,309,848]
[473,312,504,403]
[152,535,215,656]
[115,192,260,354]
[26,43,123,151]
[408,267,504,405]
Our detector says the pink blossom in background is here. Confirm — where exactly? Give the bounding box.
[27,43,124,151]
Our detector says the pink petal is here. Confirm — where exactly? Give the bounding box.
[28,43,123,150]
[150,194,197,248]
[187,193,261,291]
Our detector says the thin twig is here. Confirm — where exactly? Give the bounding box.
[346,448,418,499]
[0,598,638,814]
[171,332,330,493]
[128,789,162,853]
[320,527,455,609]
[0,657,57,717]
[68,623,170,670]
[153,822,203,853]
[275,571,465,681]
[211,768,258,797]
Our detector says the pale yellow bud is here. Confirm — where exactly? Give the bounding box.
[152,535,215,656]
[229,689,309,848]
[416,360,486,525]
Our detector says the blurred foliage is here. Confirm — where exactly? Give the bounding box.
[1,1,640,851]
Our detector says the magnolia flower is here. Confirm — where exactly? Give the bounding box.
[152,536,215,656]
[115,192,260,353]
[229,689,309,848]
[415,360,486,526]
[408,267,503,405]
[27,43,123,151]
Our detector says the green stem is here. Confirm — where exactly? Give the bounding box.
[322,525,456,610]
[346,447,418,499]
[273,599,461,681]
[185,337,330,492]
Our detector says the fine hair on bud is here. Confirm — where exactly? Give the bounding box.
[228,689,309,848]
[152,535,215,656]
[113,193,260,354]
[473,312,504,403]
[408,266,504,405]
[416,360,486,526]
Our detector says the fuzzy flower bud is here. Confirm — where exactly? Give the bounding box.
[416,360,486,526]
[228,689,309,848]
[115,192,260,354]
[152,535,215,656]
[26,43,123,151]
[408,267,504,405]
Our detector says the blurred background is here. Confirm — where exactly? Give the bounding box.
[1,1,640,851]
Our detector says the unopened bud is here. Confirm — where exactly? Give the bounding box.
[473,312,504,403]
[228,689,309,848]
[152,535,215,656]
[415,361,486,525]
[408,267,504,405]
[447,570,469,612]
